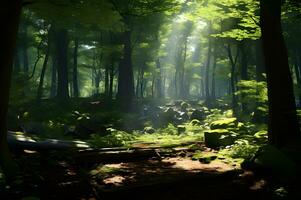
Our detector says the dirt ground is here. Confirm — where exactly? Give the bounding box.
[1,150,277,200]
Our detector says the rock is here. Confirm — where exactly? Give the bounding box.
[204,129,236,148]
[180,101,189,111]
[177,111,189,122]
[144,126,156,134]
[165,107,177,118]
[254,145,298,177]
[190,109,205,121]
[158,108,177,125]
[174,100,183,106]
[210,118,238,130]
[199,155,217,164]
[177,125,186,134]
[199,157,211,164]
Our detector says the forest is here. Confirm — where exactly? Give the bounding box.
[1,0,301,199]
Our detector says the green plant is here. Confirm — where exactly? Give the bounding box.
[88,129,136,148]
[229,139,259,160]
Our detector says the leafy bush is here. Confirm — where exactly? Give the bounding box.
[229,139,259,160]
[88,129,136,148]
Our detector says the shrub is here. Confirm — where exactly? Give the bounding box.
[88,129,136,148]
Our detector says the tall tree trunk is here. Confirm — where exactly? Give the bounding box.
[255,38,265,82]
[105,64,109,99]
[200,68,205,98]
[239,41,249,113]
[293,52,301,108]
[260,0,300,147]
[56,29,69,100]
[140,68,145,99]
[95,72,101,95]
[109,62,115,100]
[226,44,239,116]
[240,41,248,80]
[136,69,140,98]
[151,75,155,98]
[211,54,217,101]
[179,38,188,99]
[73,38,79,98]
[0,1,22,179]
[294,49,301,107]
[37,32,51,101]
[205,37,212,105]
[155,59,163,98]
[50,58,57,98]
[117,30,134,110]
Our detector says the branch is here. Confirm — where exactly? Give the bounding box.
[28,38,44,80]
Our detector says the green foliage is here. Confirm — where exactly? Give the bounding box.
[210,118,238,130]
[88,129,136,148]
[28,0,122,30]
[9,74,37,106]
[228,139,259,160]
[236,80,268,104]
[90,165,126,177]
[236,80,268,117]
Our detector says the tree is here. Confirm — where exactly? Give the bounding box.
[110,0,180,109]
[260,0,300,147]
[0,0,22,179]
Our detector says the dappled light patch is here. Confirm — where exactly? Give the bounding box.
[89,156,239,190]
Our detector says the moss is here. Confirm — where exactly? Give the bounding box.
[189,119,201,126]
[192,151,219,164]
[90,165,126,177]
[210,118,238,130]
[204,129,236,148]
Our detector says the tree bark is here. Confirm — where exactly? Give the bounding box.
[73,38,79,98]
[292,49,301,107]
[205,37,212,105]
[260,0,300,147]
[37,33,51,101]
[117,30,135,110]
[0,1,22,179]
[211,54,217,101]
[155,59,163,98]
[226,44,239,116]
[55,28,69,100]
[105,64,110,99]
[255,38,265,82]
[50,57,57,98]
[109,62,115,100]
[239,41,249,113]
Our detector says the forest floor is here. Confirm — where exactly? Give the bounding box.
[1,99,300,199]
[0,143,289,200]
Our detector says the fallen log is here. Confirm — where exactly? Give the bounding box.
[74,147,192,165]
[7,131,90,151]
[7,131,201,164]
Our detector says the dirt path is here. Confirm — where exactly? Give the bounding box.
[0,149,272,200]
